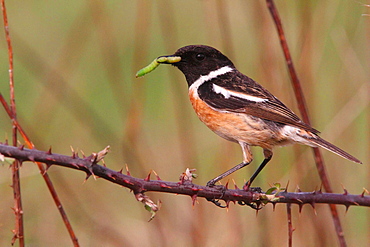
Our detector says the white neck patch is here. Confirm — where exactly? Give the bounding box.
[189,66,234,92]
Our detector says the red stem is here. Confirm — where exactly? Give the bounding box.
[0,1,24,246]
[265,1,346,246]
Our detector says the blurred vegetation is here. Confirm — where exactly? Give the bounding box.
[0,0,369,246]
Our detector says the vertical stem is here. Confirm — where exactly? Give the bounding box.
[1,0,24,246]
[286,203,293,247]
[265,1,346,246]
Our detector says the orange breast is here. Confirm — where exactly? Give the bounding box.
[188,88,288,149]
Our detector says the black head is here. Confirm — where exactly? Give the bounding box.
[159,45,235,85]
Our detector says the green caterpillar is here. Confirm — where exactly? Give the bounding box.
[136,56,181,78]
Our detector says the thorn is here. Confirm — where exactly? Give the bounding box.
[81,150,86,158]
[125,164,131,176]
[225,180,229,190]
[225,200,230,210]
[284,180,290,192]
[341,184,348,195]
[345,204,350,213]
[118,168,123,174]
[361,188,369,197]
[153,170,162,180]
[309,202,317,215]
[191,194,197,206]
[144,170,152,182]
[47,146,52,155]
[18,145,24,150]
[84,173,91,183]
[312,186,318,194]
[296,185,302,192]
[272,202,276,211]
[298,204,303,213]
[43,164,52,175]
[318,184,323,194]
[233,179,239,190]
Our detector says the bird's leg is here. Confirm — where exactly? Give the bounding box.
[207,142,252,187]
[206,161,251,187]
[244,149,273,190]
[206,143,252,207]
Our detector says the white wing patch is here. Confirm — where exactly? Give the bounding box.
[212,84,268,103]
[212,84,231,98]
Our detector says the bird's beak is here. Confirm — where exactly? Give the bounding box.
[156,55,181,64]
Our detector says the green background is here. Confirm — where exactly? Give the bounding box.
[0,1,369,246]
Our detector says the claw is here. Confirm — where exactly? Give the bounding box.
[207,198,227,208]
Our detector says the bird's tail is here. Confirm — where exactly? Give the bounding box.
[309,136,362,164]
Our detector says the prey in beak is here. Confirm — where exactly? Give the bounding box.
[136,55,181,78]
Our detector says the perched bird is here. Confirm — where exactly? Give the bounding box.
[139,45,362,188]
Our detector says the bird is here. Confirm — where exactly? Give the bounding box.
[145,45,362,189]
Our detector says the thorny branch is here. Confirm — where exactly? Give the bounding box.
[0,143,369,213]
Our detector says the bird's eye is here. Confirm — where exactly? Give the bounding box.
[195,53,205,61]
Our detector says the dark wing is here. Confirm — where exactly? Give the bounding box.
[198,72,319,133]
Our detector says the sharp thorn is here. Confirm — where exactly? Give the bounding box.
[361,188,369,197]
[298,204,303,213]
[296,185,302,192]
[233,179,239,190]
[153,170,162,180]
[345,204,350,213]
[125,164,131,176]
[144,170,152,182]
[47,146,52,155]
[118,168,123,174]
[341,184,348,195]
[84,174,91,182]
[42,164,51,175]
[225,180,229,190]
[226,200,230,210]
[318,183,323,194]
[284,180,290,192]
[191,194,197,206]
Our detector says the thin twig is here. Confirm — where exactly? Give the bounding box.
[0,1,24,245]
[265,1,347,246]
[286,203,293,247]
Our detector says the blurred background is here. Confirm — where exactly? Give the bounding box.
[0,0,369,246]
